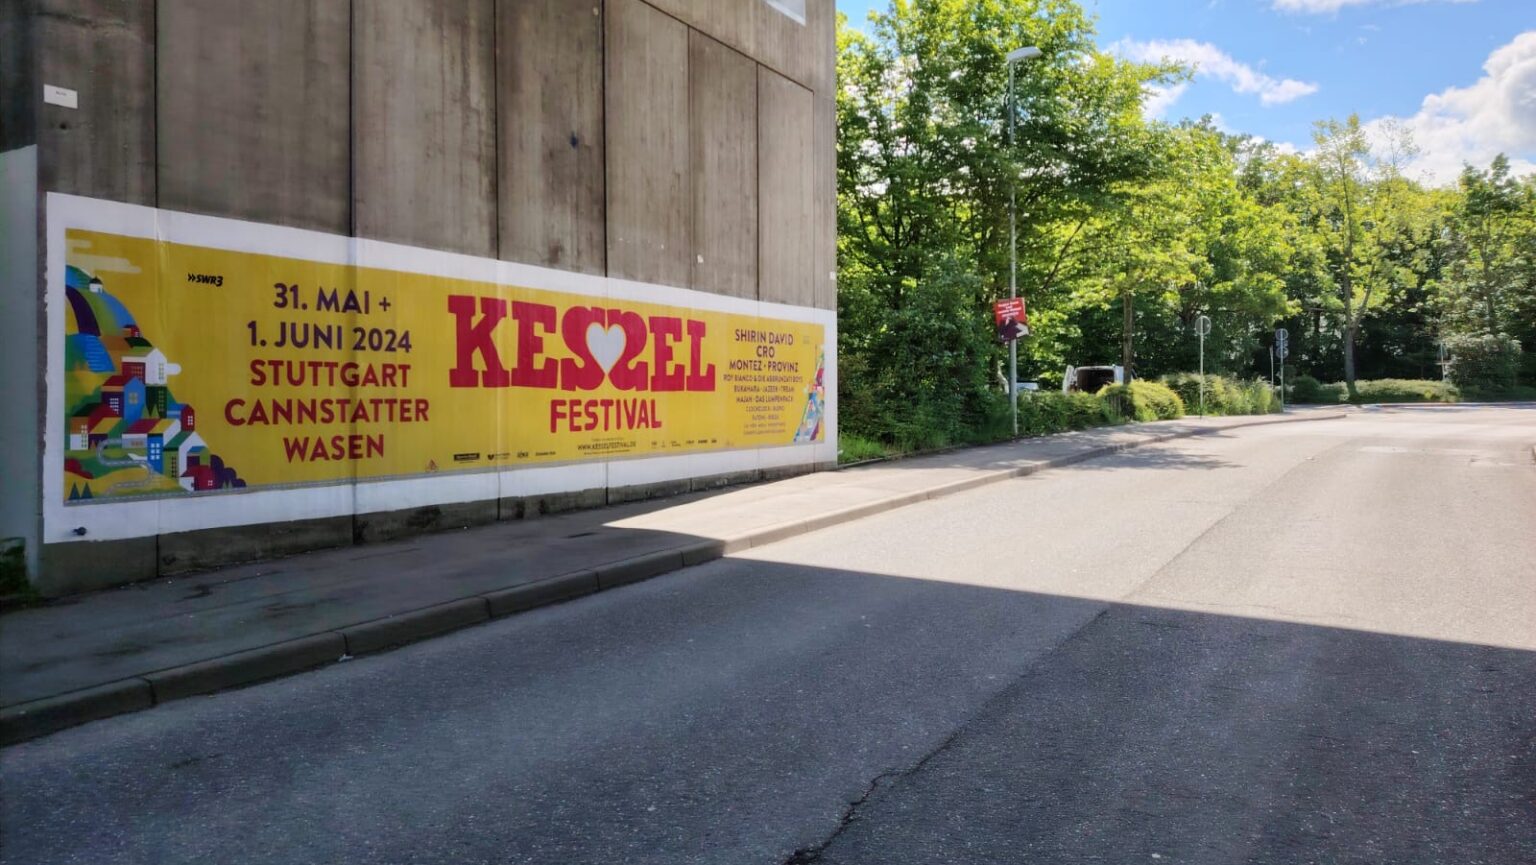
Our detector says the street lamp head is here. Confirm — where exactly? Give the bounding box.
[1006,46,1042,64]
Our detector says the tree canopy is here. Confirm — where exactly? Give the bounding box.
[836,0,1536,445]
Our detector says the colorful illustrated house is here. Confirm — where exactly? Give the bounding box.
[88,416,122,449]
[122,348,181,386]
[74,402,119,450]
[121,347,179,385]
[101,374,146,422]
[122,418,157,451]
[169,430,208,488]
[171,403,196,431]
[144,418,179,473]
[69,409,94,451]
[145,385,169,418]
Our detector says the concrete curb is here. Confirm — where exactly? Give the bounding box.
[0,411,1344,746]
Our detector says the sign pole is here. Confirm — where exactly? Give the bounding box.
[1196,315,1210,417]
[1274,327,1289,411]
[1009,338,1018,436]
[1008,59,1018,438]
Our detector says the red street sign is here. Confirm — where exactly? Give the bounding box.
[995,297,1028,343]
[994,297,1026,326]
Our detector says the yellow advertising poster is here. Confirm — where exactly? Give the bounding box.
[61,228,827,503]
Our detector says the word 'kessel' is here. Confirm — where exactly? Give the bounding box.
[447,295,717,393]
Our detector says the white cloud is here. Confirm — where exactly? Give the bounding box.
[1273,0,1478,14]
[1143,82,1190,119]
[1112,38,1320,107]
[1363,30,1536,185]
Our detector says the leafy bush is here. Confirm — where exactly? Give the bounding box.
[1016,391,1125,436]
[1446,332,1522,392]
[1289,377,1458,403]
[1289,375,1342,404]
[1350,379,1460,403]
[837,258,1002,451]
[1462,384,1536,401]
[1160,373,1280,415]
[1100,381,1185,421]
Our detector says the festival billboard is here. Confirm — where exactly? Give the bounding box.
[46,195,834,539]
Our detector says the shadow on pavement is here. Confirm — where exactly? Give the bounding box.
[0,434,1251,709]
[2,557,1532,865]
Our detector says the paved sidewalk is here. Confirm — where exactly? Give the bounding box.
[0,409,1346,743]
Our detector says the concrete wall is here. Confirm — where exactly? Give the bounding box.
[13,0,835,290]
[5,0,837,592]
[0,1,37,154]
[758,66,815,308]
[354,0,497,257]
[34,0,155,204]
[605,0,691,288]
[689,30,758,300]
[158,0,352,234]
[497,0,607,274]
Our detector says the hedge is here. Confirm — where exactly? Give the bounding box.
[1099,380,1186,421]
[1160,374,1281,416]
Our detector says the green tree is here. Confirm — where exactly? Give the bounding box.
[1302,115,1421,397]
[836,0,1173,441]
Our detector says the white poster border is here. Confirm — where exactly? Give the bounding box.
[43,193,837,544]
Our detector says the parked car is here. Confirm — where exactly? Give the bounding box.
[1061,365,1125,394]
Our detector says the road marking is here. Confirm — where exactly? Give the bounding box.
[1359,446,1486,456]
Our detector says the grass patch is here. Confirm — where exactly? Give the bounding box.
[838,434,895,464]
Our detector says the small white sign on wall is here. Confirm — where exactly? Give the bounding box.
[43,84,78,109]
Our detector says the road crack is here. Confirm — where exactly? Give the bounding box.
[782,605,1120,864]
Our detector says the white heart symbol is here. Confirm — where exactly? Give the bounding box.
[585,322,626,374]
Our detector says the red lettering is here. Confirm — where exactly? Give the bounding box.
[685,319,715,391]
[560,306,606,391]
[448,295,510,388]
[511,301,558,389]
[225,399,246,426]
[607,309,650,391]
[649,316,685,391]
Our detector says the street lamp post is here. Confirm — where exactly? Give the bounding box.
[1006,45,1041,437]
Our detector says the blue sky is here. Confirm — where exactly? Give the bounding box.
[836,0,1536,184]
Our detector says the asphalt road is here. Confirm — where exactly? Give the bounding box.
[2,405,1534,865]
